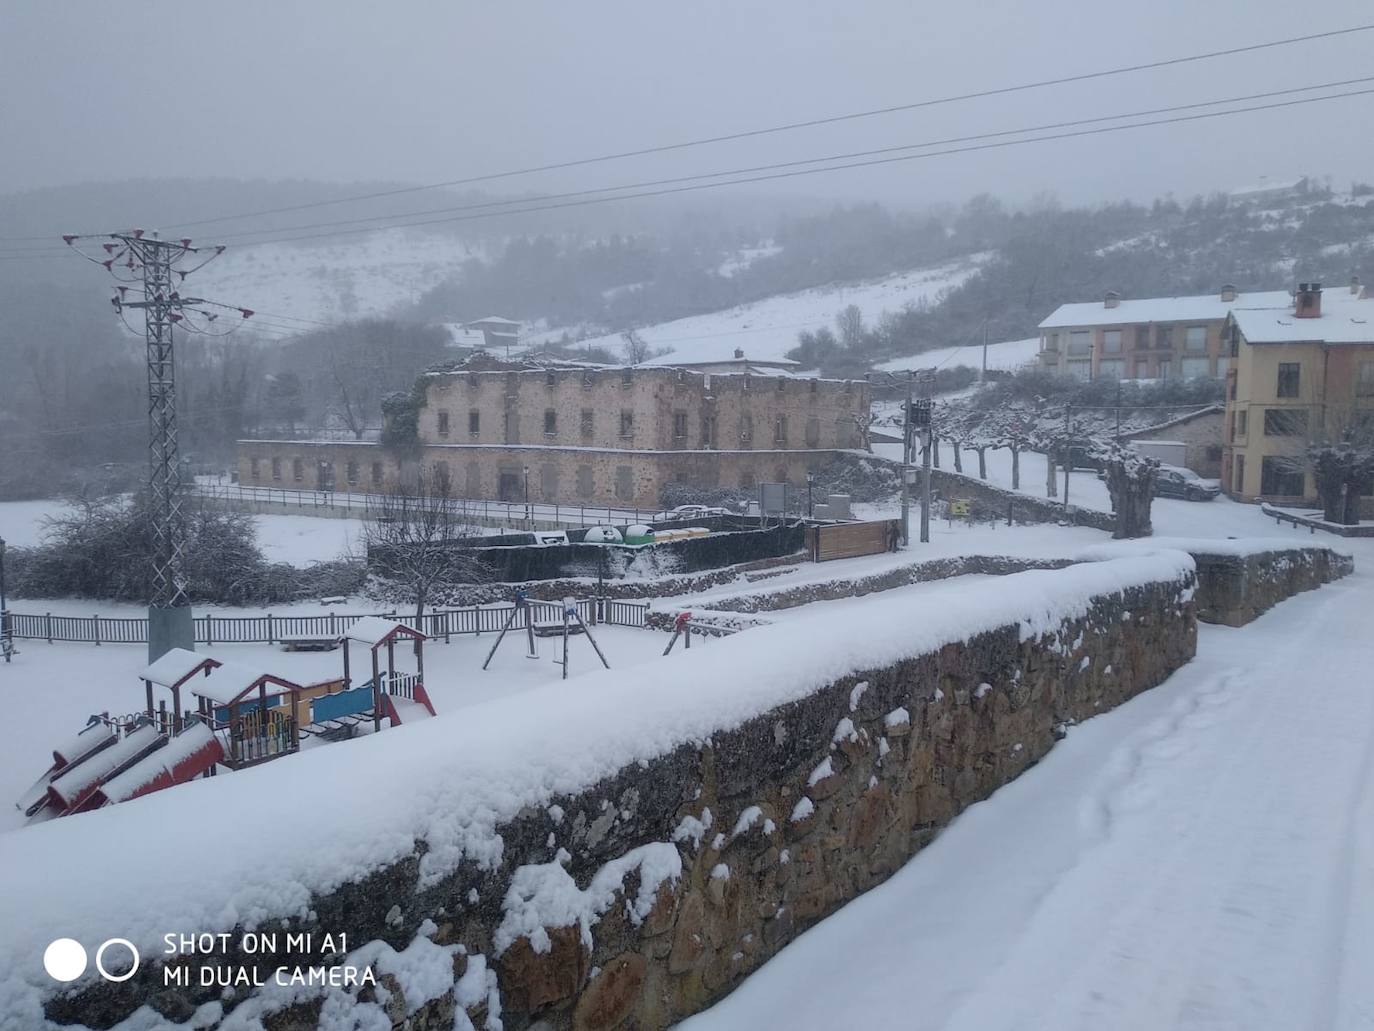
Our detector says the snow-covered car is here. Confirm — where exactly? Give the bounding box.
[651,504,727,521]
[1098,463,1220,501]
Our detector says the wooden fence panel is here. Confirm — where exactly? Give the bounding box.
[812,520,900,562]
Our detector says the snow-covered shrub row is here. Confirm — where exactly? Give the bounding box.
[0,551,1195,1028]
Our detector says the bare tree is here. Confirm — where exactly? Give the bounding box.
[620,329,656,366]
[1093,441,1159,539]
[363,467,489,634]
[835,304,865,350]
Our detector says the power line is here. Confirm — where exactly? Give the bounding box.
[122,85,1374,252]
[2,21,1370,245]
[101,23,1374,235]
[154,74,1372,248]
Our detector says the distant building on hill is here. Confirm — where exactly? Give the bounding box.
[1037,286,1293,381]
[648,347,803,377]
[463,316,522,357]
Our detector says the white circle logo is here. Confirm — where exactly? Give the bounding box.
[95,939,140,983]
[43,939,88,982]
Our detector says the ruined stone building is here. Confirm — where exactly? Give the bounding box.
[236,355,871,509]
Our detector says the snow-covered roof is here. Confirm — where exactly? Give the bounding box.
[193,662,300,706]
[1228,177,1306,199]
[468,316,520,326]
[1039,290,1292,329]
[1232,300,1374,345]
[138,648,221,690]
[646,355,802,371]
[342,615,425,648]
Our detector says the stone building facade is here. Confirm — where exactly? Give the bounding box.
[236,358,871,510]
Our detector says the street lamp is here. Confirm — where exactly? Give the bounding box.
[522,465,531,528]
[806,471,816,518]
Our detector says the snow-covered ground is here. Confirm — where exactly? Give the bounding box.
[876,335,1040,374]
[192,228,488,327]
[0,501,361,568]
[685,550,1374,1031]
[528,256,987,365]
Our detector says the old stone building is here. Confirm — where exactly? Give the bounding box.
[236,355,871,510]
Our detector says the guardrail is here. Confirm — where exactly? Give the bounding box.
[0,598,650,647]
[191,483,658,529]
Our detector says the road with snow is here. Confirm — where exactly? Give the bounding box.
[687,553,1374,1031]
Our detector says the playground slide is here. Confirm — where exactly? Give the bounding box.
[41,724,165,819]
[91,723,224,808]
[381,684,437,726]
[15,722,118,817]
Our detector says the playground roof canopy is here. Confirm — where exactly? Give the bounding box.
[192,663,304,707]
[341,616,426,649]
[139,648,222,690]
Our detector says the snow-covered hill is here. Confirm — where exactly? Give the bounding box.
[192,228,488,326]
[876,336,1040,374]
[527,255,989,365]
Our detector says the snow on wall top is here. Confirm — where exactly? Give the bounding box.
[1078,537,1353,561]
[0,552,1193,1015]
[1039,290,1292,329]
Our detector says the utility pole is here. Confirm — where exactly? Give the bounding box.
[0,535,12,663]
[65,231,249,661]
[1063,403,1073,516]
[917,372,934,544]
[900,374,912,545]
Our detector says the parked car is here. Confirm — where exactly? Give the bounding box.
[651,504,727,521]
[1098,463,1220,502]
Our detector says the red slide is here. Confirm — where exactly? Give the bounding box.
[89,723,223,808]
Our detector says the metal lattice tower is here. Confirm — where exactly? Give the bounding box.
[65,230,252,657]
[117,236,188,606]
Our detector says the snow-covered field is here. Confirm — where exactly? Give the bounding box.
[876,335,1040,374]
[0,501,361,568]
[192,228,487,326]
[529,256,988,366]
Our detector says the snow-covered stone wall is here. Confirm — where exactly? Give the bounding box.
[5,556,1197,1031]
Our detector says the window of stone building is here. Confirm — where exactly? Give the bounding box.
[805,417,820,447]
[465,462,480,497]
[810,379,819,394]
[583,370,596,389]
[621,368,633,387]
[345,461,358,486]
[581,408,594,437]
[371,461,384,486]
[1276,362,1301,398]
[292,458,304,482]
[1185,326,1208,351]
[739,413,753,447]
[619,410,634,438]
[1103,330,1122,354]
[504,410,519,444]
[1359,360,1374,397]
[505,371,518,394]
[437,410,450,437]
[1156,326,1174,350]
[546,370,558,387]
[467,372,480,389]
[701,413,717,449]
[774,414,788,445]
[576,465,594,498]
[1180,357,1210,379]
[742,375,752,392]
[776,378,786,393]
[271,457,281,481]
[1263,408,1308,436]
[540,464,559,501]
[672,410,688,440]
[1260,455,1305,496]
[250,457,260,479]
[544,409,558,435]
[1068,331,1091,356]
[1136,326,1152,350]
[614,465,633,501]
[469,410,480,435]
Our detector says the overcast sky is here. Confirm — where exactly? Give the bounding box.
[3,0,1372,212]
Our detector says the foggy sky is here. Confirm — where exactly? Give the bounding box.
[3,0,1373,211]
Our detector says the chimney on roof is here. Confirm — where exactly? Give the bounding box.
[734,347,745,359]
[1104,290,1120,309]
[1220,284,1237,302]
[1352,275,1363,296]
[1294,282,1323,318]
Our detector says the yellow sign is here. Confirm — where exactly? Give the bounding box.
[949,500,971,517]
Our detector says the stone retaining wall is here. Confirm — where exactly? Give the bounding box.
[1190,545,1354,626]
[932,468,1117,533]
[44,564,1195,1030]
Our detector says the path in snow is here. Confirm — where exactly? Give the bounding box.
[685,564,1374,1031]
